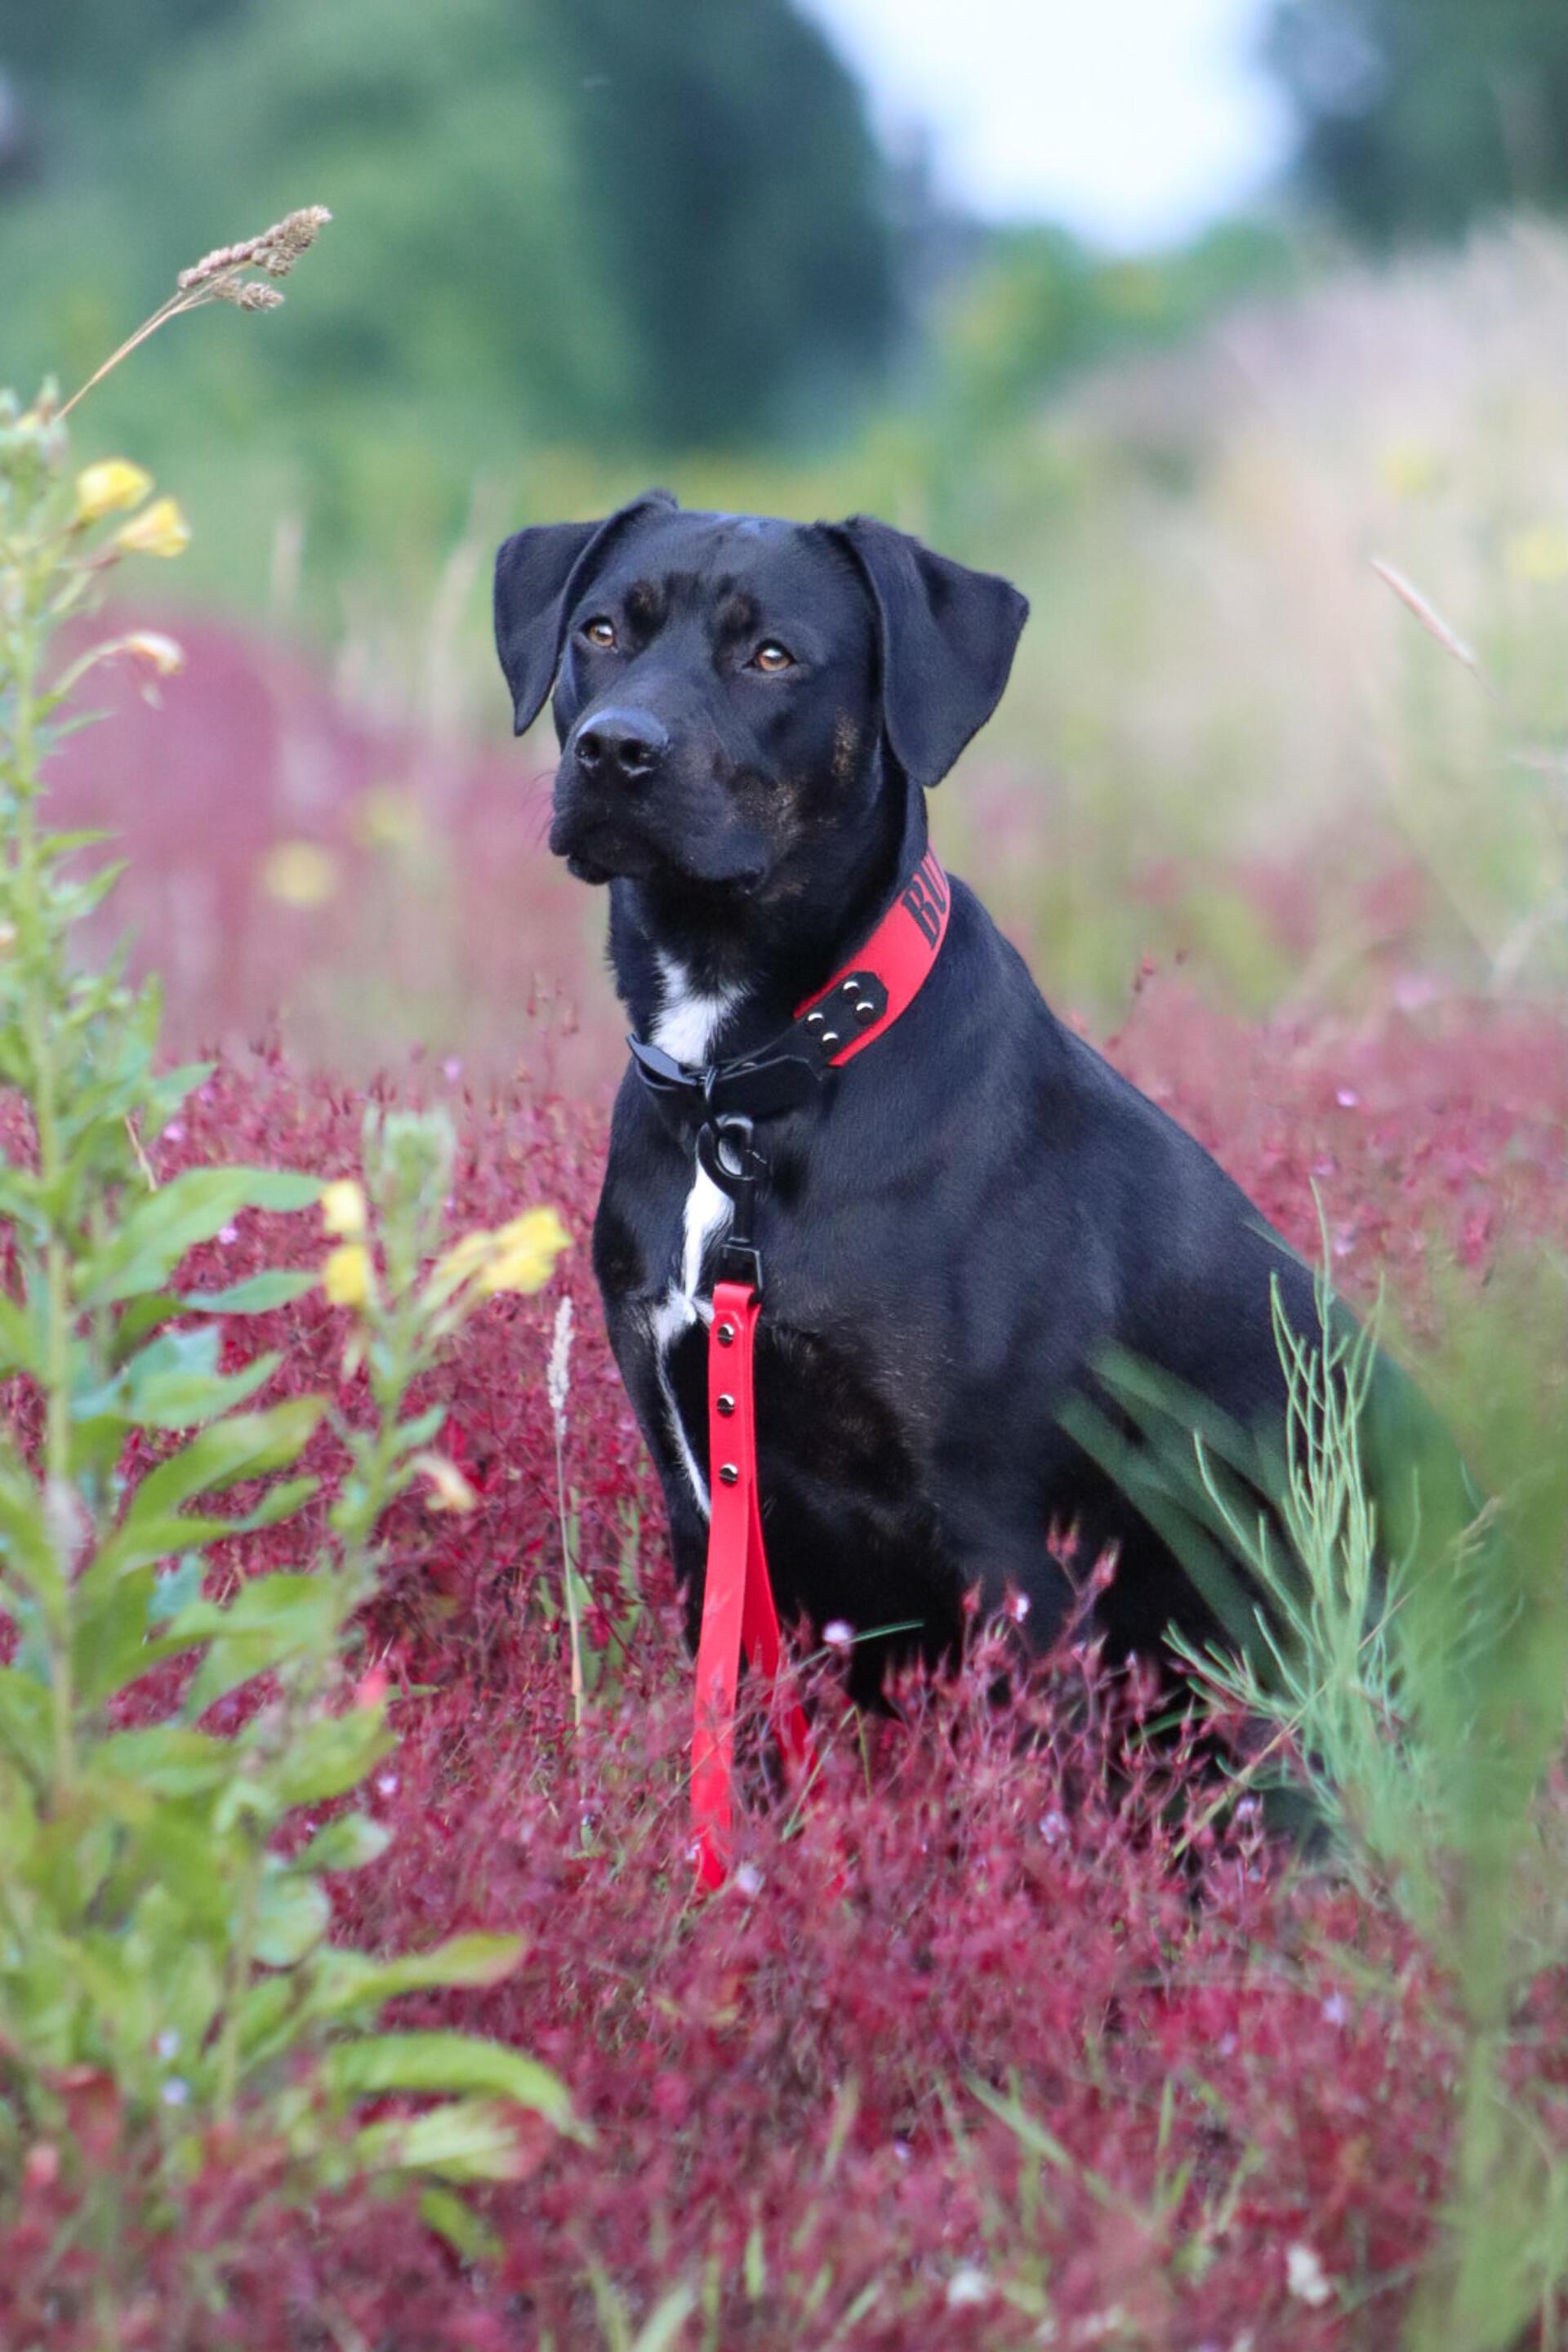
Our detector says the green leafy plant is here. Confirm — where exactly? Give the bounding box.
[1094,1252,1568,2352]
[0,239,577,2297]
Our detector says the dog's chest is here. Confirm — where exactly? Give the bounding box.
[644,960,737,1517]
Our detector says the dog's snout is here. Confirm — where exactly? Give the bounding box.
[572,708,670,786]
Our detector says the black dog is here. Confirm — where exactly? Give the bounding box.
[493,493,1365,1693]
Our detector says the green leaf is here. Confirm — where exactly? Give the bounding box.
[130,1345,281,1431]
[78,1168,324,1307]
[418,2186,502,2265]
[39,826,116,857]
[352,2098,531,2184]
[267,1704,395,1807]
[181,1269,319,1316]
[0,1665,54,1780]
[322,2031,573,2125]
[0,1290,41,1379]
[293,1813,392,1874]
[177,1574,341,1719]
[127,1810,235,1938]
[230,1975,300,2074]
[87,1397,324,1584]
[0,1167,46,1240]
[392,1404,448,1459]
[96,1723,234,1797]
[0,1470,65,1624]
[108,1294,183,1366]
[308,1933,524,2020]
[6,1589,55,1687]
[73,1563,212,1709]
[253,1866,331,1967]
[148,1553,204,1624]
[74,1324,280,1432]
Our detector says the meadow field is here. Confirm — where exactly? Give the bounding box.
[3,212,1568,2351]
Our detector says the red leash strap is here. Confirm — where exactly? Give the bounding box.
[688,849,951,1889]
[691,1280,816,1890]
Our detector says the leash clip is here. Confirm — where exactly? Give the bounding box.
[697,1111,766,1295]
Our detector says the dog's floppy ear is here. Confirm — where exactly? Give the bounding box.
[831,516,1028,789]
[493,490,677,737]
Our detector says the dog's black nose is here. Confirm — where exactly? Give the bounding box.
[572,708,670,785]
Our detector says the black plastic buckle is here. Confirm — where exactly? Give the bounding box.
[697,1112,767,1294]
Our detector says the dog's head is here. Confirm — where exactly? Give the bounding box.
[493,492,1028,898]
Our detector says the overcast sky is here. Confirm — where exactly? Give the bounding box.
[800,0,1293,247]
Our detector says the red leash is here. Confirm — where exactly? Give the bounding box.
[688,849,951,1886]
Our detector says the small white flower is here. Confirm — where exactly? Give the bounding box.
[822,1619,854,1655]
[442,1057,462,1081]
[733,1862,763,1899]
[945,2267,990,2309]
[1005,1589,1031,1622]
[218,1223,239,1246]
[1285,2243,1332,2307]
[161,2078,190,2108]
[1040,1810,1067,1846]
[1335,1087,1361,1109]
[155,2029,180,2060]
[376,1773,399,1797]
[161,1120,185,1144]
[1321,1991,1349,2027]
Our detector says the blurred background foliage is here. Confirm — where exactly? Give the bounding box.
[0,0,1319,611]
[2,0,1567,1058]
[2,0,1566,607]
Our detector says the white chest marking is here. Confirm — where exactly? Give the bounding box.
[651,951,739,1067]
[648,957,742,1519]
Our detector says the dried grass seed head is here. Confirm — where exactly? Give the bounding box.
[176,206,332,297]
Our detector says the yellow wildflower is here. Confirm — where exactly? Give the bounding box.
[431,1228,495,1295]
[321,1178,368,1240]
[75,459,153,523]
[114,497,191,559]
[354,786,424,853]
[1377,439,1442,501]
[323,1243,372,1310]
[261,840,338,907]
[1506,523,1568,586]
[477,1207,571,1296]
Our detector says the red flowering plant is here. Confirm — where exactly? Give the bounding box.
[0,234,581,2310]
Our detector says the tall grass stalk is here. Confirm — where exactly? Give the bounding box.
[1169,1257,1568,2350]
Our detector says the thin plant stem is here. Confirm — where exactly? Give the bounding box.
[555,1430,584,1733]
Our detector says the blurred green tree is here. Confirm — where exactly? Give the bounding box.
[1264,0,1568,242]
[0,0,893,452]
[541,0,895,444]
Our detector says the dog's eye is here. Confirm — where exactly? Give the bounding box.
[750,641,795,673]
[581,617,617,650]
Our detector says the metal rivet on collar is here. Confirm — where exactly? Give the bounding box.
[840,977,861,996]
[854,999,876,1021]
[820,1031,840,1048]
[716,1321,736,1346]
[716,1393,736,1416]
[719,1463,739,1486]
[805,1009,826,1028]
